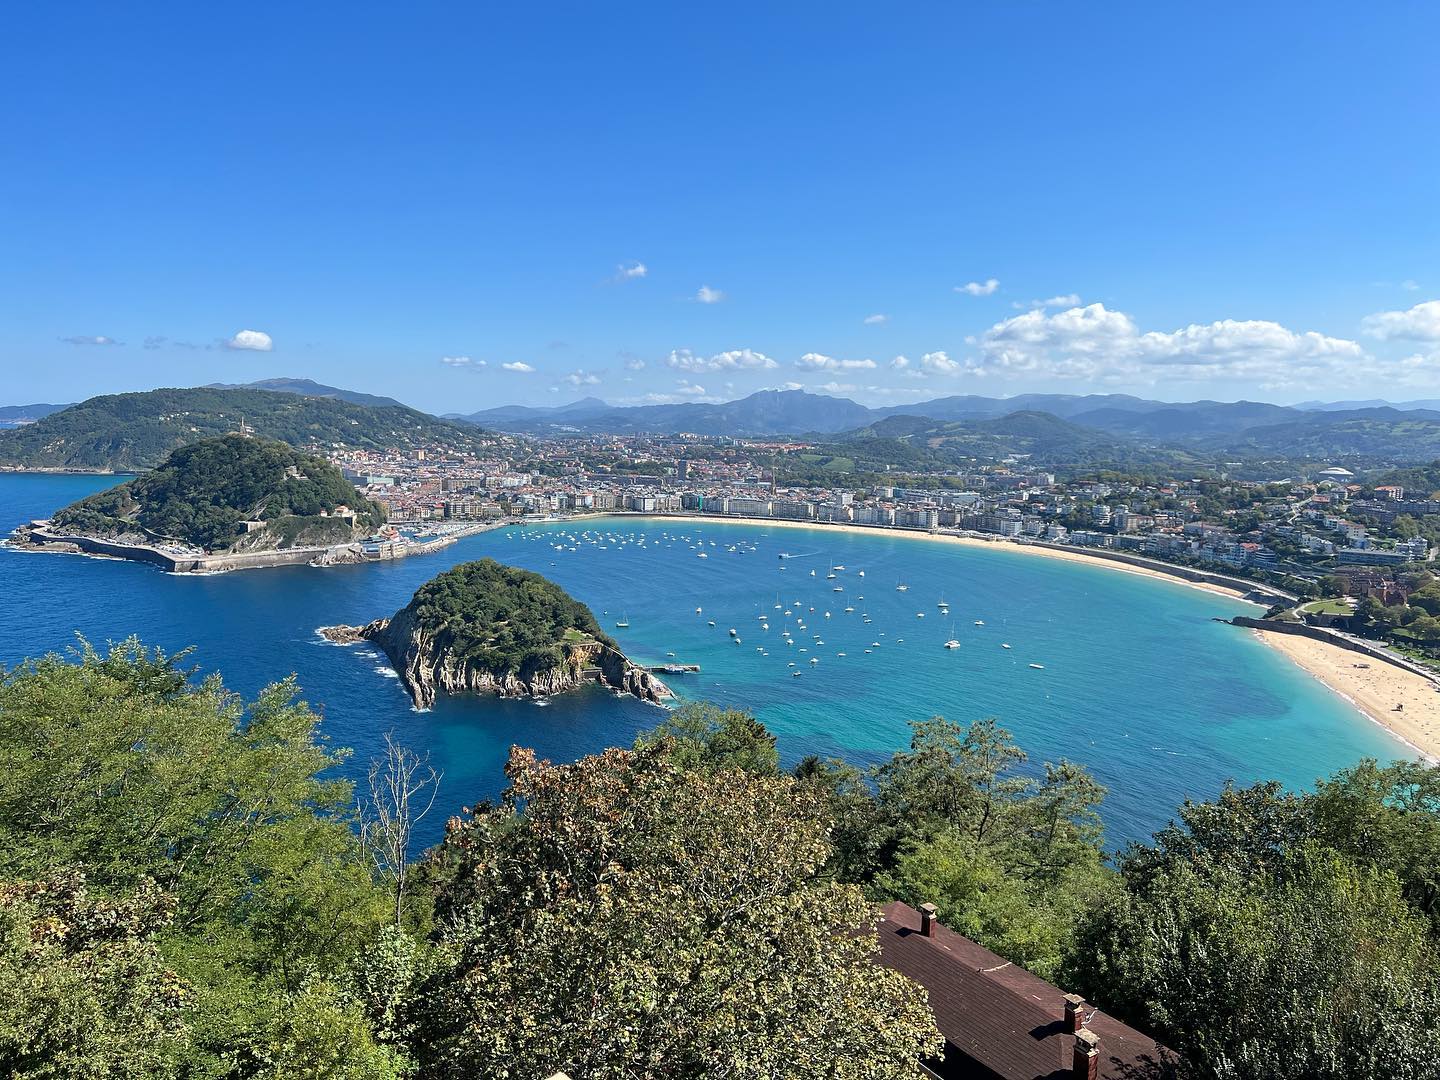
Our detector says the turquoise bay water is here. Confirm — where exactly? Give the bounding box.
[0,474,1410,850]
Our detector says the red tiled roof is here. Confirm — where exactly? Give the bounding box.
[874,901,1178,1080]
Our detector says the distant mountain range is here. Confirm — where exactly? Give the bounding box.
[12,380,1440,470]
[0,403,73,427]
[451,388,1439,444]
[203,378,409,410]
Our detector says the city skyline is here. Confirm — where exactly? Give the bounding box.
[4,3,1437,412]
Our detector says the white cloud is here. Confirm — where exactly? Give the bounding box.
[956,278,999,297]
[1403,280,1420,291]
[1014,293,1082,310]
[816,381,857,394]
[563,369,602,387]
[60,334,122,346]
[632,380,716,404]
[1362,299,1440,342]
[889,355,910,370]
[695,285,725,304]
[779,381,804,391]
[795,352,877,371]
[615,260,647,281]
[665,347,776,373]
[971,302,1369,386]
[863,313,889,325]
[624,356,646,371]
[501,361,536,373]
[920,350,960,374]
[441,355,485,368]
[224,329,273,352]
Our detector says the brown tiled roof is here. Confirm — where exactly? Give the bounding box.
[875,901,1179,1080]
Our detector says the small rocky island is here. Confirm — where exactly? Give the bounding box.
[320,558,671,709]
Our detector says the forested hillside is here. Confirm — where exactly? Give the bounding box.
[0,387,495,470]
[49,435,386,551]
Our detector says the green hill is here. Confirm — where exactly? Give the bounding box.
[48,435,387,552]
[0,386,495,470]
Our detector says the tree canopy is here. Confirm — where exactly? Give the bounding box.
[49,434,386,550]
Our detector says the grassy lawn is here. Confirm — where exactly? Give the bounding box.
[1298,598,1354,616]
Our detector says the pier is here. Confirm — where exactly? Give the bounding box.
[644,663,700,674]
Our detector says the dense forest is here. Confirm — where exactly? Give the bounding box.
[49,435,387,551]
[2,641,1438,1077]
[390,558,614,676]
[0,387,499,470]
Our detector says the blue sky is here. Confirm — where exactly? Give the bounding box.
[3,2,1438,411]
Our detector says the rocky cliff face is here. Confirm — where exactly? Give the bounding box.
[319,606,670,710]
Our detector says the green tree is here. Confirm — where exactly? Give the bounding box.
[0,872,188,1079]
[1069,848,1440,1080]
[410,744,942,1079]
[0,639,396,1076]
[635,702,781,775]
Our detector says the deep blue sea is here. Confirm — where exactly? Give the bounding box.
[0,473,1410,850]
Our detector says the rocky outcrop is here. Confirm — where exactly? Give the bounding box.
[318,606,671,710]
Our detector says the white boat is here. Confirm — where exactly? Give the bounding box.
[832,586,844,592]
[974,620,985,626]
[792,671,802,677]
[695,606,702,614]
[697,552,708,558]
[810,657,819,664]
[937,595,949,610]
[916,612,925,618]
[858,570,864,577]
[1029,663,1044,669]
[1001,643,1012,649]
[896,580,909,592]
[728,628,737,636]
[844,606,854,613]
[944,639,961,650]
[708,620,716,627]
[615,614,630,628]
[832,564,845,571]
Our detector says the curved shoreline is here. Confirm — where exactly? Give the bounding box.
[556,512,1436,761]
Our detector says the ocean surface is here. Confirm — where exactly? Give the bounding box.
[0,473,1410,850]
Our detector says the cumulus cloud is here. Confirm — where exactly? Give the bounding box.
[815,381,857,394]
[920,350,961,374]
[863,313,889,325]
[889,355,910,370]
[971,302,1368,386]
[60,335,121,346]
[563,369,602,388]
[956,278,999,297]
[624,356,646,371]
[501,361,536,373]
[615,260,647,281]
[779,381,804,391]
[695,285,725,304]
[441,356,485,368]
[1362,299,1440,342]
[224,329,273,352]
[795,352,877,371]
[665,348,776,373]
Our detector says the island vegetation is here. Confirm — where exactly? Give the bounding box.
[0,386,501,471]
[322,559,669,707]
[45,434,387,552]
[2,640,1438,1077]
